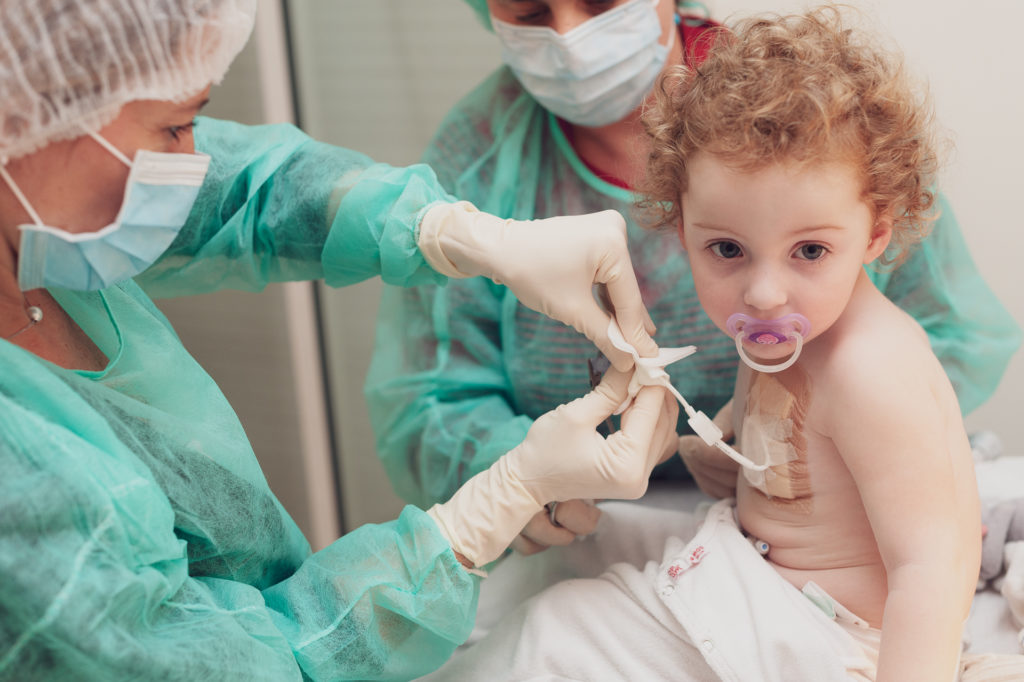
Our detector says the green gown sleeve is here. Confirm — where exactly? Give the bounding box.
[136,116,452,297]
[868,193,1022,415]
[365,277,532,508]
[0,368,478,681]
[363,82,536,507]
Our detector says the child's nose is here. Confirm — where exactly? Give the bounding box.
[743,267,788,311]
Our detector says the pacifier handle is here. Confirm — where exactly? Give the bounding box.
[733,331,804,374]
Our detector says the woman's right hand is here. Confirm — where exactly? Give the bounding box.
[508,368,679,504]
[426,367,678,569]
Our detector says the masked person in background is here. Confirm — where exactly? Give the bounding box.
[366,0,1021,553]
[0,1,680,679]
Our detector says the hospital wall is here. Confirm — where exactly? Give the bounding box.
[158,0,1023,545]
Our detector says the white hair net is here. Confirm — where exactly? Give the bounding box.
[0,0,257,160]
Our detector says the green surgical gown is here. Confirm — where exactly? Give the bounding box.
[0,117,477,682]
[365,65,1022,510]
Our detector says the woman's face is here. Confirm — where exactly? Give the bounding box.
[485,0,681,127]
[487,0,676,39]
[0,86,210,237]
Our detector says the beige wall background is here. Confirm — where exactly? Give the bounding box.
[162,0,1023,543]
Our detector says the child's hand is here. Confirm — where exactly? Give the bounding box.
[678,400,738,499]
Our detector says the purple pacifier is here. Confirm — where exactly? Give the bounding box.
[727,313,810,345]
[726,313,811,373]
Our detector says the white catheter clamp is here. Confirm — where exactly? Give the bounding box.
[688,410,723,447]
[606,320,771,473]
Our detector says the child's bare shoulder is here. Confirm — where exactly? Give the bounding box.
[812,292,940,417]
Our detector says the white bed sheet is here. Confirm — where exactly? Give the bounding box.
[465,455,1024,659]
[968,455,1024,655]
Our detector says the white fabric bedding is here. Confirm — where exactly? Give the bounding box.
[456,455,1024,669]
[968,456,1024,655]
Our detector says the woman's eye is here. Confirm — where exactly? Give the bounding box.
[709,241,743,259]
[795,243,828,261]
[511,3,549,23]
[514,11,546,22]
[167,121,196,141]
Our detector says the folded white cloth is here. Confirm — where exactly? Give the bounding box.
[424,501,871,681]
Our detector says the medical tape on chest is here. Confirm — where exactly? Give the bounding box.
[607,320,770,472]
[738,373,806,495]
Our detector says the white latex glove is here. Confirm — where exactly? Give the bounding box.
[677,399,739,499]
[418,201,657,370]
[427,367,678,569]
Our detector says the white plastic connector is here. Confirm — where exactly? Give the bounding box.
[689,408,772,472]
[688,410,723,447]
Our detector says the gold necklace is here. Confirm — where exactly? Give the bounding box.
[5,293,43,340]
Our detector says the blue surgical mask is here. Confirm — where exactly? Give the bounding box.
[492,0,675,127]
[0,131,210,291]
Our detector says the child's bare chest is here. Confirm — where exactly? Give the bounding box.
[733,367,884,616]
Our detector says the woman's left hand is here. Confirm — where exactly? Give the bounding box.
[418,202,658,371]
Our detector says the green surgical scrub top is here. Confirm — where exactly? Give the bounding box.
[0,117,477,682]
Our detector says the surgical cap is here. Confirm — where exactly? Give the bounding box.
[462,0,493,31]
[0,0,257,160]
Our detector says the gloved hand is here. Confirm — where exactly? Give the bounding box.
[418,201,658,370]
[427,367,678,569]
[677,399,739,499]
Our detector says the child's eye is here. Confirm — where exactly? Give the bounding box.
[709,241,743,259]
[794,243,828,261]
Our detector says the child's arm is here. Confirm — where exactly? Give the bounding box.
[824,350,980,682]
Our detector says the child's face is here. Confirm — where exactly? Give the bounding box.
[679,152,891,366]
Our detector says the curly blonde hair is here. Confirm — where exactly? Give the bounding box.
[638,5,939,264]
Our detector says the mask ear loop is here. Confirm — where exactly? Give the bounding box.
[734,331,804,374]
[0,157,45,227]
[86,132,133,168]
[659,1,677,52]
[0,131,133,228]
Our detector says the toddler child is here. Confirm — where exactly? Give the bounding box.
[423,7,980,680]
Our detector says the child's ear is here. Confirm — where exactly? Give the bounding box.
[863,213,893,264]
[676,218,687,250]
